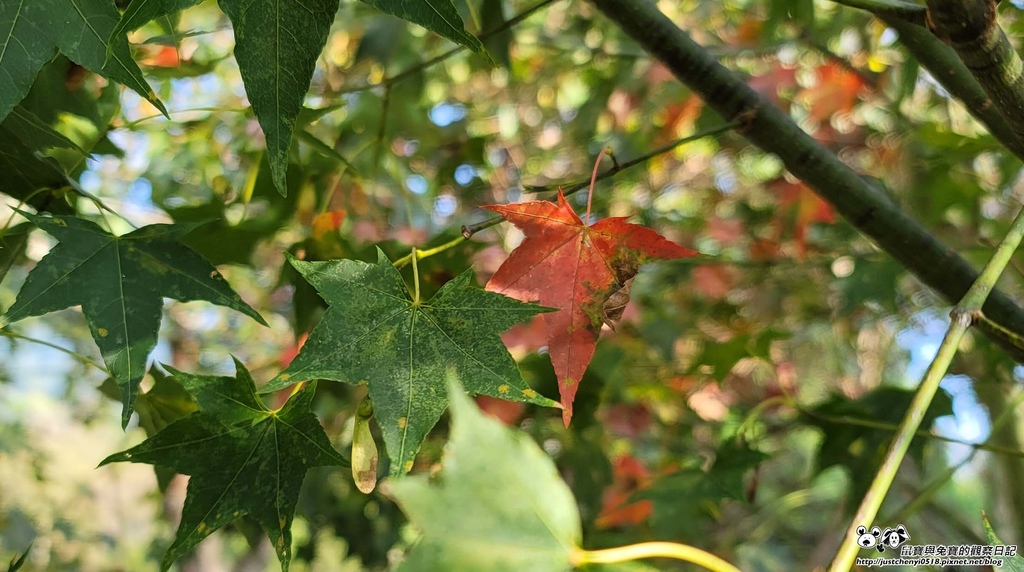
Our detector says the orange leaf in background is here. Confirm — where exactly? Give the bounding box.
[279,332,309,368]
[273,332,308,409]
[597,455,653,529]
[309,210,348,259]
[311,209,346,239]
[800,61,868,123]
[657,95,703,142]
[770,178,835,256]
[484,190,698,425]
[140,46,180,68]
[474,395,526,426]
[728,18,764,47]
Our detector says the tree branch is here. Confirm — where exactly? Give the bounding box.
[925,0,1024,145]
[834,3,1024,160]
[587,0,1024,361]
[830,0,927,25]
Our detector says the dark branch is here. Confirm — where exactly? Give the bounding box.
[831,0,928,25]
[587,0,1024,360]
[460,122,739,238]
[924,0,1024,149]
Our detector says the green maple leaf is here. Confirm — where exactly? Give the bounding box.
[0,128,74,214]
[103,0,333,197]
[262,249,558,475]
[100,360,348,572]
[983,513,1024,572]
[383,376,580,571]
[360,0,485,53]
[109,0,482,196]
[0,213,266,426]
[108,0,206,48]
[0,0,166,123]
[217,0,341,196]
[0,106,83,213]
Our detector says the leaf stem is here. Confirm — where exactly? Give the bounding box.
[571,542,740,572]
[393,235,466,268]
[585,147,610,223]
[410,247,421,304]
[0,329,107,374]
[461,122,738,238]
[830,202,1024,571]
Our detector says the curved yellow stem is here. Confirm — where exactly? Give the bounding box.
[572,542,740,572]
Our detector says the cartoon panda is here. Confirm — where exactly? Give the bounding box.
[877,525,910,552]
[856,525,881,549]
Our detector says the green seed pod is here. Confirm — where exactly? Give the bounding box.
[352,397,378,494]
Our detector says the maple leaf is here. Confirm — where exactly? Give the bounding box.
[0,213,267,426]
[261,249,558,475]
[483,190,697,425]
[383,375,581,572]
[100,359,347,572]
[769,178,836,256]
[0,0,166,123]
[596,454,653,529]
[799,61,869,123]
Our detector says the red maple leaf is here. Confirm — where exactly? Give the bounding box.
[596,454,653,529]
[483,189,697,425]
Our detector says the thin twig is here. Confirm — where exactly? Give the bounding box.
[393,235,465,268]
[461,121,740,238]
[799,405,1024,459]
[829,0,927,25]
[831,203,1024,570]
[339,0,559,96]
[0,329,108,374]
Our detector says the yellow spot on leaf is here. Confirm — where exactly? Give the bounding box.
[522,389,537,398]
[197,522,207,534]
[279,373,291,381]
[563,378,576,386]
[498,384,510,394]
[138,254,170,275]
[98,328,109,337]
[404,460,414,472]
[397,417,407,429]
[53,218,67,227]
